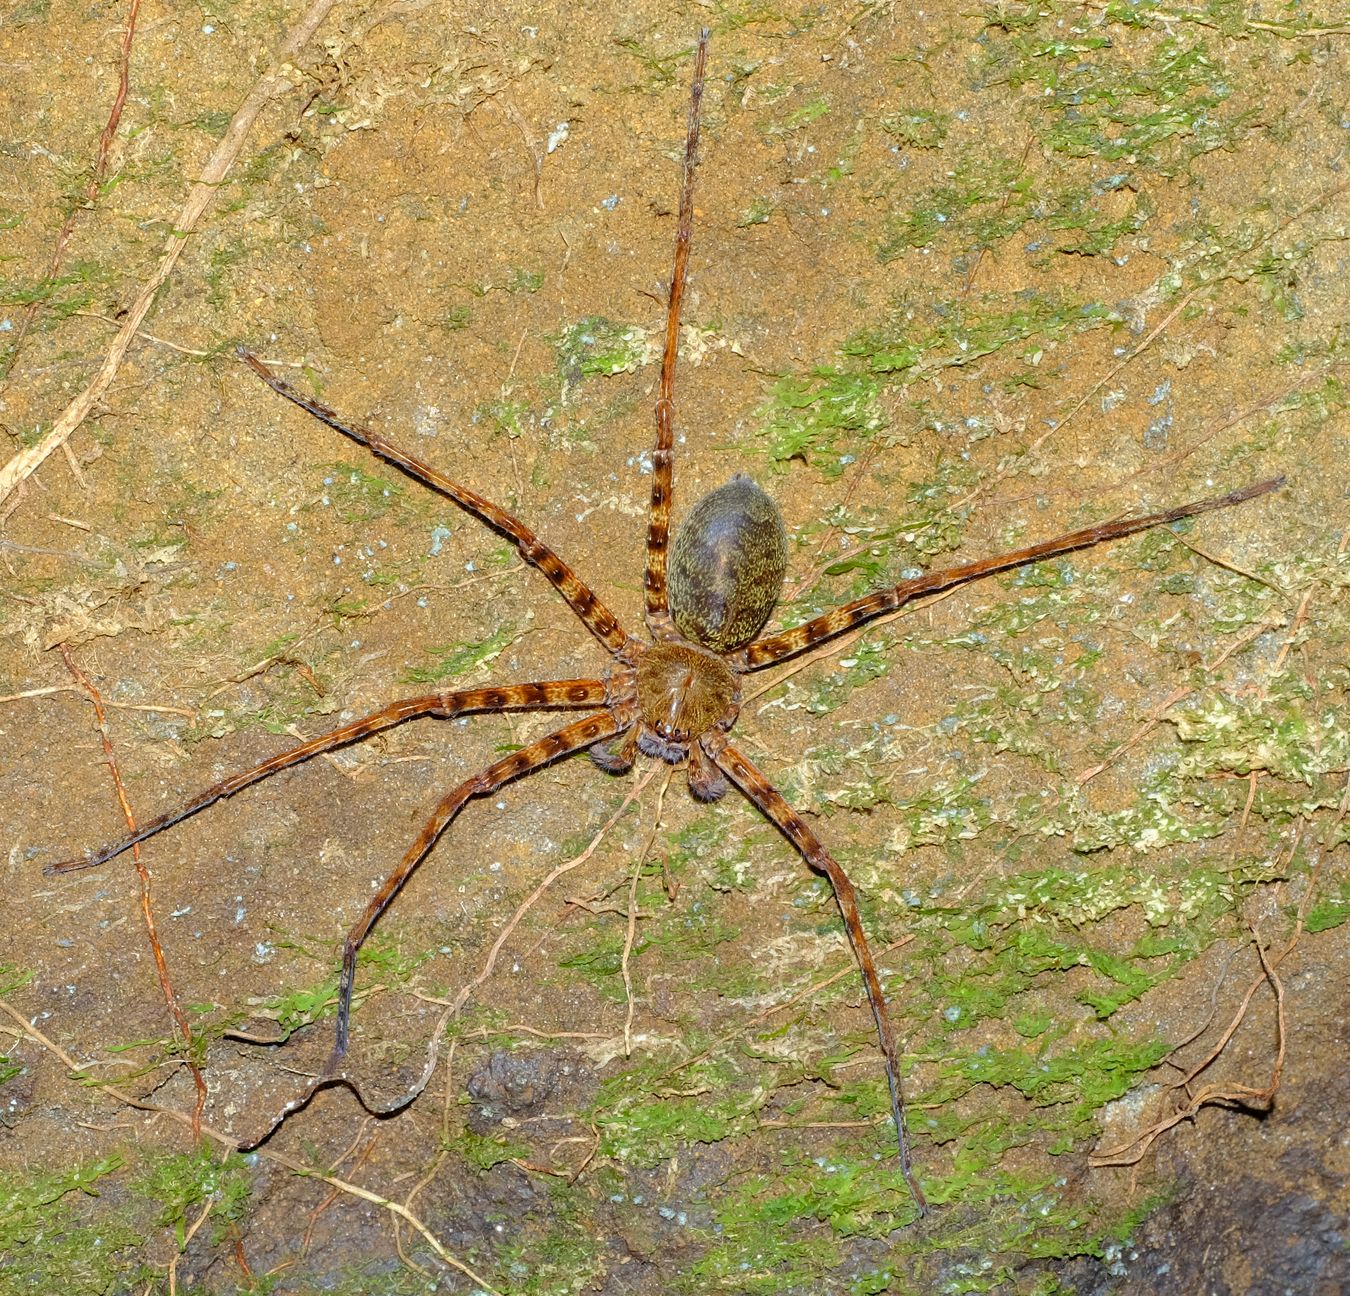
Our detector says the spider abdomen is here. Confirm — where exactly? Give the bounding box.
[668,474,788,653]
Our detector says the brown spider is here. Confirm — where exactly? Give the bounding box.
[50,30,1281,1214]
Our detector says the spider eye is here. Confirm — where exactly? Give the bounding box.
[668,474,787,653]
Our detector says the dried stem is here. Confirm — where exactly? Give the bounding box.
[57,643,208,1134]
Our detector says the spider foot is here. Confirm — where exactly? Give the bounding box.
[688,741,729,802]
[590,727,638,774]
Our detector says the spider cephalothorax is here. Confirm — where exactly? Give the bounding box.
[48,30,1281,1217]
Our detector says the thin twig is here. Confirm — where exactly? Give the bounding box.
[453,766,658,1018]
[1,0,142,379]
[1089,926,1290,1169]
[58,643,208,1133]
[1090,834,1313,1170]
[621,767,674,1057]
[168,1195,215,1296]
[0,1001,502,1294]
[0,682,195,716]
[0,0,341,510]
[497,100,545,210]
[75,312,216,357]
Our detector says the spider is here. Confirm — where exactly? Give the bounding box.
[50,30,1281,1214]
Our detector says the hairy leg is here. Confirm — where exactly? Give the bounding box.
[328,709,622,1061]
[711,738,928,1215]
[643,29,708,638]
[240,349,632,656]
[49,679,609,874]
[742,477,1283,669]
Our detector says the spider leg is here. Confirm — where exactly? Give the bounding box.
[742,476,1284,669]
[239,349,632,657]
[643,29,709,639]
[47,678,609,875]
[328,709,622,1062]
[709,737,928,1217]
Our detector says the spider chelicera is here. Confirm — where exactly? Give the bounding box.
[50,29,1281,1214]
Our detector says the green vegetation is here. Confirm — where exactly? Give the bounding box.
[759,368,884,477]
[553,316,656,384]
[136,1146,253,1252]
[738,195,775,227]
[0,259,114,326]
[400,623,518,684]
[0,1157,146,1294]
[756,294,1113,484]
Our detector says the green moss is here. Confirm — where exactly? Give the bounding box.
[506,266,546,294]
[184,679,338,741]
[475,397,532,439]
[771,94,831,134]
[451,1127,533,1171]
[843,296,1113,376]
[493,1183,608,1294]
[317,461,408,524]
[978,27,1251,172]
[738,196,775,226]
[757,295,1112,485]
[668,811,754,891]
[399,623,519,684]
[758,369,884,476]
[255,969,343,1039]
[936,1037,1171,1121]
[595,1065,769,1166]
[553,316,656,384]
[205,240,247,310]
[1304,884,1350,934]
[613,34,699,90]
[1,963,34,998]
[6,0,50,23]
[556,874,739,1001]
[0,259,113,320]
[1171,675,1350,785]
[243,933,434,1040]
[879,108,950,149]
[0,1157,146,1294]
[134,1145,252,1251]
[801,635,893,716]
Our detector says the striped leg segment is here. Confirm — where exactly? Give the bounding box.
[47,679,609,875]
[711,739,928,1216]
[328,709,621,1061]
[239,349,631,657]
[644,28,709,636]
[743,476,1284,670]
